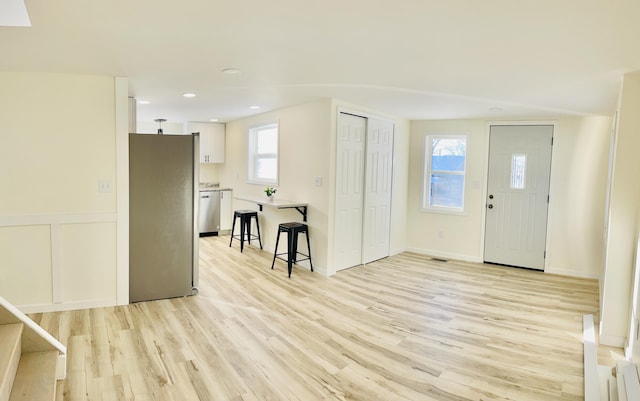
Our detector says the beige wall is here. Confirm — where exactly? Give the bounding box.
[546,116,611,278]
[407,117,611,280]
[220,99,333,274]
[200,163,222,184]
[0,225,52,305]
[0,72,121,312]
[1,71,617,327]
[601,70,640,346]
[407,119,488,261]
[220,99,410,275]
[0,73,117,214]
[389,118,410,256]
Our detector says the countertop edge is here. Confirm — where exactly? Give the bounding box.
[199,188,233,192]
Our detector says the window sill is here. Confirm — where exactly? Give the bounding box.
[421,207,467,216]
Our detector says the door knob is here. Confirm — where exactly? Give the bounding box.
[488,204,494,209]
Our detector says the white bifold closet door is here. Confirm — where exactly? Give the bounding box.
[334,112,394,272]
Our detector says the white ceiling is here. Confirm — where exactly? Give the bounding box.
[1,0,639,124]
[0,0,30,26]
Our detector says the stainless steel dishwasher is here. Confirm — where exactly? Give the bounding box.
[199,190,220,235]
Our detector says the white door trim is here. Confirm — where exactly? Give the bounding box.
[337,107,396,125]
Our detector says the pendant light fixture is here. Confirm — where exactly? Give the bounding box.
[154,118,167,134]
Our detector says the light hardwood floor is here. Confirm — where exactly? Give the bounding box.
[30,235,621,400]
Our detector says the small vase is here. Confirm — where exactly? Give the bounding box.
[268,195,274,202]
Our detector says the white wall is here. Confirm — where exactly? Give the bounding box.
[389,118,410,256]
[220,99,333,274]
[407,117,611,279]
[0,71,617,324]
[220,98,410,275]
[546,117,611,278]
[0,72,123,312]
[601,70,640,347]
[407,119,488,261]
[626,212,640,361]
[136,120,185,135]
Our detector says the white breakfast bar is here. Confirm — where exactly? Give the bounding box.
[234,196,308,221]
[234,195,313,277]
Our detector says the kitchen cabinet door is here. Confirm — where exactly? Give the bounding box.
[220,190,233,232]
[187,122,225,163]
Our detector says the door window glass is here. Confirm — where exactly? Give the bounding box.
[510,154,526,189]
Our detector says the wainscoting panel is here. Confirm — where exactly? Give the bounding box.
[0,213,117,312]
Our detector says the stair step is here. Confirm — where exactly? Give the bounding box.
[0,324,23,401]
[9,351,58,401]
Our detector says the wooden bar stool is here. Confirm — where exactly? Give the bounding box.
[271,222,313,278]
[229,210,262,252]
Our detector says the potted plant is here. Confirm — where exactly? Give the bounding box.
[265,186,277,201]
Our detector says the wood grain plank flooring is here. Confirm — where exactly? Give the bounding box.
[29,235,622,400]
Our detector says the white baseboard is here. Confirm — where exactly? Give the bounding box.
[404,247,483,264]
[389,247,407,257]
[544,266,600,279]
[312,266,328,276]
[395,249,601,280]
[599,333,626,348]
[16,298,117,314]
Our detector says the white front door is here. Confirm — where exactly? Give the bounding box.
[334,113,366,271]
[484,125,553,270]
[362,118,394,264]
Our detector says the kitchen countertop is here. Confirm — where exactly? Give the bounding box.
[199,182,232,192]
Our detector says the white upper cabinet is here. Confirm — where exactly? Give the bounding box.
[187,122,225,163]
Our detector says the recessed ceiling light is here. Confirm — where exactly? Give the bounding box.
[221,68,241,75]
[249,105,261,110]
[138,100,150,104]
[209,118,219,122]
[489,107,503,112]
[183,93,196,98]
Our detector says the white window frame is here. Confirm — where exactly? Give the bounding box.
[248,122,279,185]
[422,134,467,213]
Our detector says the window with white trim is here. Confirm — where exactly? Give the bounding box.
[248,123,279,185]
[423,135,467,212]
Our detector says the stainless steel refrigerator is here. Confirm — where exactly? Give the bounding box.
[129,133,199,303]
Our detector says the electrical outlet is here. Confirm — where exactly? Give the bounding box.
[315,176,323,186]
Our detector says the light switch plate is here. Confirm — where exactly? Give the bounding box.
[98,179,112,193]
